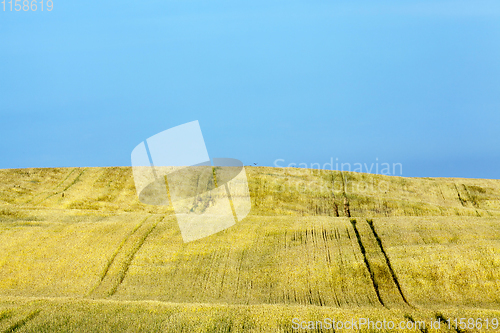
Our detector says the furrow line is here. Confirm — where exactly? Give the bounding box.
[2,309,41,333]
[366,219,411,306]
[107,216,161,296]
[88,215,151,296]
[349,219,384,307]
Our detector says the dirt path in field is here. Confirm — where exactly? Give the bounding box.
[88,215,162,298]
[350,218,410,309]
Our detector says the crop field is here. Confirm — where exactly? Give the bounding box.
[0,166,500,332]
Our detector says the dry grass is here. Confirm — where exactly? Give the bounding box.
[1,166,500,331]
[113,216,380,307]
[246,167,500,217]
[1,166,500,217]
[0,210,153,298]
[1,297,500,332]
[372,216,500,309]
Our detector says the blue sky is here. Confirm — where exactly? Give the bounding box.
[1,0,499,178]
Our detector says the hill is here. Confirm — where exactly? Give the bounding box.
[0,166,499,332]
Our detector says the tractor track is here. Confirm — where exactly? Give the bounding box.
[350,218,410,309]
[89,215,162,298]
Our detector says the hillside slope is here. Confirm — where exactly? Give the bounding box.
[0,167,500,332]
[1,166,499,217]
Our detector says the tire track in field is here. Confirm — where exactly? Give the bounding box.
[29,168,86,206]
[366,219,410,306]
[350,219,384,306]
[89,215,162,298]
[350,218,410,309]
[0,310,13,324]
[2,309,41,333]
[88,216,150,296]
[24,168,77,204]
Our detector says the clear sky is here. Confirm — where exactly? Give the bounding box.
[1,0,499,178]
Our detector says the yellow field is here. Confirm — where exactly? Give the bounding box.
[0,166,499,332]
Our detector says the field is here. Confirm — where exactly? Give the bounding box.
[0,166,499,332]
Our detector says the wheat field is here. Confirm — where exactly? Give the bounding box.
[0,166,500,332]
